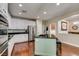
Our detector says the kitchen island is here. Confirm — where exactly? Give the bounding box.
[35,35,61,56]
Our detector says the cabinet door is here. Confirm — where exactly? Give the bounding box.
[35,38,56,56]
[0,3,8,18]
[0,3,3,14]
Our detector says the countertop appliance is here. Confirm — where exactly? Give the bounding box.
[0,14,8,56]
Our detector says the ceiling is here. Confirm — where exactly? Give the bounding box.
[65,14,79,22]
[8,3,79,21]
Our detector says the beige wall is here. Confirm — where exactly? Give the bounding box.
[56,20,79,48]
[48,23,56,36]
[36,20,43,35]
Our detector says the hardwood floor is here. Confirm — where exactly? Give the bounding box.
[11,41,79,56]
[11,41,34,56]
[61,43,79,56]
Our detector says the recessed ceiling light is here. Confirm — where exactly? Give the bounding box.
[19,4,23,7]
[19,12,22,15]
[37,16,40,18]
[21,10,27,13]
[43,11,47,14]
[56,3,60,5]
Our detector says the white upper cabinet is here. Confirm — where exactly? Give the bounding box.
[0,3,8,18]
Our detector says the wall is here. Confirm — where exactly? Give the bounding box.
[48,23,56,36]
[56,19,79,48]
[10,18,35,29]
[56,33,79,47]
[36,20,43,35]
[42,20,57,36]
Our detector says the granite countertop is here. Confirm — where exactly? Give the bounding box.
[35,34,57,39]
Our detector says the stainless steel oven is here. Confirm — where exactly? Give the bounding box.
[0,14,8,56]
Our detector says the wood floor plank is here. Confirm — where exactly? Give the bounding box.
[61,43,79,56]
[11,41,34,56]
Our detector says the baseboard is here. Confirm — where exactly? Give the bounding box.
[15,40,34,45]
[62,41,79,48]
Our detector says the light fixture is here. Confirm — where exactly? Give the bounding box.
[19,4,23,7]
[19,12,22,15]
[56,3,60,5]
[43,11,47,14]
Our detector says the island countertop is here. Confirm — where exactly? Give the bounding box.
[35,34,57,39]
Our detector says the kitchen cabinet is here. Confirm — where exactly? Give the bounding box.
[0,3,8,56]
[35,38,56,56]
[0,3,8,19]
